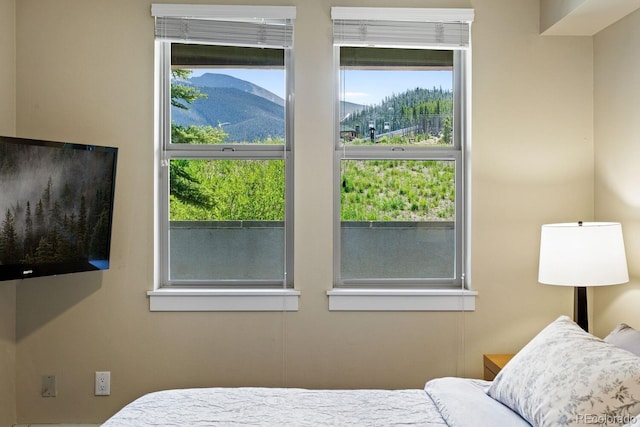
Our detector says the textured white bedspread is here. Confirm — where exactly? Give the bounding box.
[101,386,448,426]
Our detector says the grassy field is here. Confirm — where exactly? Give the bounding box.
[341,159,455,221]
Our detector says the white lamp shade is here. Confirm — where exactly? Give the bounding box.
[538,222,629,287]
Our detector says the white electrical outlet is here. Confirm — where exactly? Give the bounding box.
[95,371,111,396]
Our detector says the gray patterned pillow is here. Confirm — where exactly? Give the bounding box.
[605,323,640,358]
[488,316,640,427]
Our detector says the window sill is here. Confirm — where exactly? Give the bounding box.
[327,288,477,311]
[147,288,300,312]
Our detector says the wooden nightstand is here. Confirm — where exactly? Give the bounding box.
[483,354,514,381]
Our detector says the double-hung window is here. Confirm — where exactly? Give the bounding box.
[329,7,475,310]
[150,5,297,311]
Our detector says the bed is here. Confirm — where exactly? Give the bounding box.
[102,316,640,427]
[99,378,526,426]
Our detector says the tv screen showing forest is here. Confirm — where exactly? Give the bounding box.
[0,136,118,281]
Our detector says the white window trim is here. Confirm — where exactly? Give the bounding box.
[331,7,475,311]
[327,288,477,311]
[148,288,300,312]
[151,4,297,312]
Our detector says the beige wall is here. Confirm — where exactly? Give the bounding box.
[539,0,585,33]
[10,0,597,423]
[0,0,17,426]
[0,286,16,427]
[0,0,15,133]
[467,0,594,355]
[593,9,640,336]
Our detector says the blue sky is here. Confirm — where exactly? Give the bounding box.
[341,70,452,105]
[191,68,452,106]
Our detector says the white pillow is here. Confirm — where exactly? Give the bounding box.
[605,323,640,357]
[488,315,640,427]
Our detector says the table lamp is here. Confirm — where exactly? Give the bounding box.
[538,221,629,332]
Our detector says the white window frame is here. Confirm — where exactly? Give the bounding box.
[149,4,299,311]
[328,7,476,311]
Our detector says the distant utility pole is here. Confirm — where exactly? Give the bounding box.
[369,119,375,143]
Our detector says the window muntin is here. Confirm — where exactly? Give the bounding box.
[155,7,294,289]
[334,41,467,289]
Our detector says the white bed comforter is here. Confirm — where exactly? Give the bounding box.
[102,378,531,426]
[102,387,447,426]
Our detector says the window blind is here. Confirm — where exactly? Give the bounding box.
[332,7,473,50]
[153,4,295,49]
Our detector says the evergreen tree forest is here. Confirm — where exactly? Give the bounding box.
[341,87,453,145]
[0,141,115,268]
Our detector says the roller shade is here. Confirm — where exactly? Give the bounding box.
[153,4,295,49]
[332,7,473,50]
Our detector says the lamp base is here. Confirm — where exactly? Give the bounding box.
[574,286,588,332]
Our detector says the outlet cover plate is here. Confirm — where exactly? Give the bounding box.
[95,371,111,396]
[42,375,57,397]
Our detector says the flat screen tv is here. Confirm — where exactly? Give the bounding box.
[0,136,118,281]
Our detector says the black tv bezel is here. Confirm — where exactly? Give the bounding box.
[0,135,118,281]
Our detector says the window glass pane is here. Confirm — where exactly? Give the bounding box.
[339,47,453,146]
[340,159,455,280]
[169,159,285,281]
[170,159,284,221]
[170,43,285,145]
